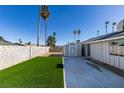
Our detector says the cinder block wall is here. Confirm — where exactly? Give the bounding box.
[0,46,49,70]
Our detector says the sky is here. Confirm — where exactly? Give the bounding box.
[0,5,124,45]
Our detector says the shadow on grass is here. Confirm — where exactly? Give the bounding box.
[56,64,64,68]
[49,54,63,57]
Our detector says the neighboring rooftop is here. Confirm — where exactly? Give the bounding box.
[14,43,25,46]
[0,36,16,45]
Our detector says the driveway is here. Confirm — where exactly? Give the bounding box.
[64,57,124,88]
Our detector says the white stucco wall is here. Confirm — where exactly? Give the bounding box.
[90,42,124,70]
[0,46,49,70]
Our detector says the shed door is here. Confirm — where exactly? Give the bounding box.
[70,46,77,56]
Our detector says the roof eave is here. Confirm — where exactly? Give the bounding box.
[82,35,124,44]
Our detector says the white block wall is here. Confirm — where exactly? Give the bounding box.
[0,46,49,70]
[90,42,124,70]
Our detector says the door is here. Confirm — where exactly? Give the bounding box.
[70,46,77,56]
[82,44,85,56]
[87,44,90,56]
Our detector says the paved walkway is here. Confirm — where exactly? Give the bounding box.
[64,57,124,88]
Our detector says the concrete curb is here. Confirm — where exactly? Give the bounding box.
[62,57,66,88]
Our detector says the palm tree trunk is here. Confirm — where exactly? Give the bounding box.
[74,34,75,43]
[106,25,107,34]
[37,15,40,46]
[78,34,79,40]
[97,31,100,37]
[112,26,114,32]
[45,19,47,46]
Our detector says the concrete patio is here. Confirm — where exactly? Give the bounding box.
[64,57,124,88]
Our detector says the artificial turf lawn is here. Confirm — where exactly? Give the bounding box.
[0,57,64,88]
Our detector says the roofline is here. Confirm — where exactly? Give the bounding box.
[82,35,124,44]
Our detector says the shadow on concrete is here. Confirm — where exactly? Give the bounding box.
[87,58,124,77]
[86,62,103,72]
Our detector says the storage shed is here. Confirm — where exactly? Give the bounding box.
[64,42,82,56]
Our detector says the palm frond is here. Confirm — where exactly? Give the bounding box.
[77,30,81,34]
[105,21,109,24]
[74,30,76,35]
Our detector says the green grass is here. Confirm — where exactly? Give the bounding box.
[0,57,64,88]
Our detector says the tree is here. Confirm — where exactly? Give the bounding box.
[73,30,76,42]
[47,36,55,47]
[53,32,56,45]
[77,29,81,40]
[25,42,31,45]
[40,5,50,46]
[37,6,41,46]
[97,30,100,37]
[53,32,56,37]
[18,39,22,43]
[112,22,116,32]
[105,21,110,34]
[27,42,31,45]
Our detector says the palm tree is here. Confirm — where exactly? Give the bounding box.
[77,29,81,40]
[40,5,50,46]
[73,30,76,42]
[112,22,116,32]
[37,6,41,46]
[105,21,110,34]
[97,30,100,37]
[28,42,31,45]
[18,39,22,43]
[53,32,56,37]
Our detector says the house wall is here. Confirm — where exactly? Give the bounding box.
[0,46,49,70]
[90,41,124,70]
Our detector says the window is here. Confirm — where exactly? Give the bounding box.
[118,39,124,56]
[109,39,124,56]
[119,39,124,46]
[109,40,118,55]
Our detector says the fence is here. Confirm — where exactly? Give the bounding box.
[0,46,49,70]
